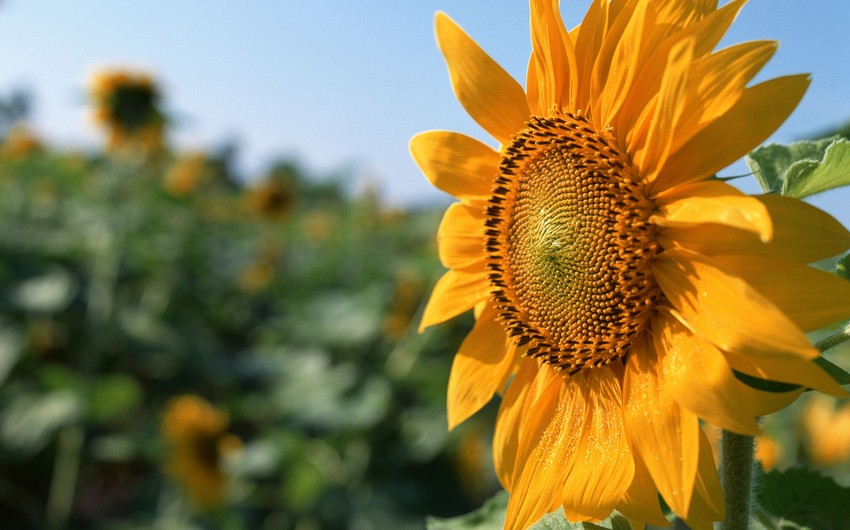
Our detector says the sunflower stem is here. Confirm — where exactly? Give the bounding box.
[719,430,755,530]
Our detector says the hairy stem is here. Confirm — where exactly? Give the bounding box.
[720,430,755,530]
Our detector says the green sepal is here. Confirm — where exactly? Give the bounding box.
[733,356,850,394]
[813,355,850,385]
[746,137,850,198]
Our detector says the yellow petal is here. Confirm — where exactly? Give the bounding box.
[633,37,694,181]
[653,179,772,242]
[651,74,810,194]
[410,131,499,201]
[618,0,747,141]
[529,0,578,111]
[673,40,777,149]
[596,0,653,125]
[419,269,488,332]
[589,0,640,117]
[493,359,540,489]
[435,13,530,144]
[623,334,699,518]
[725,351,847,397]
[653,249,818,360]
[659,194,850,263]
[616,448,669,527]
[712,254,850,332]
[562,369,634,522]
[658,311,795,433]
[682,429,726,529]
[572,0,609,107]
[505,371,584,530]
[437,202,485,269]
[447,304,514,429]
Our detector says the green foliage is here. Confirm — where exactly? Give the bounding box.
[426,491,507,530]
[427,491,633,530]
[746,137,850,198]
[754,468,850,529]
[0,141,486,529]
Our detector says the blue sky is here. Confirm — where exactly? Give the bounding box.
[0,1,848,224]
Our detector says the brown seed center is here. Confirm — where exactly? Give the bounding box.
[485,112,659,374]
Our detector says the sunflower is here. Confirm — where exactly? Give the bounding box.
[161,395,242,509]
[89,69,166,153]
[411,1,850,528]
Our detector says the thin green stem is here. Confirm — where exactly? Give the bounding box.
[719,430,755,530]
[815,323,850,353]
[45,427,84,530]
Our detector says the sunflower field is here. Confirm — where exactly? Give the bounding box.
[0,77,508,529]
[3,2,850,529]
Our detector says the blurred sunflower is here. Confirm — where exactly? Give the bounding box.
[89,69,166,153]
[164,152,207,197]
[2,124,42,158]
[162,395,241,510]
[803,394,850,466]
[246,177,295,220]
[412,1,850,528]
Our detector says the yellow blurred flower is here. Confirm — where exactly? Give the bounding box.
[2,124,42,158]
[164,152,207,197]
[89,68,166,153]
[803,394,850,466]
[246,178,295,220]
[383,269,425,341]
[413,0,850,528]
[161,395,241,509]
[755,435,781,472]
[239,242,283,294]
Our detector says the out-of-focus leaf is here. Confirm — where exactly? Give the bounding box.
[754,468,850,529]
[0,322,23,386]
[426,491,507,530]
[746,137,850,197]
[0,390,82,454]
[89,374,143,423]
[271,348,392,431]
[227,438,282,478]
[12,267,77,313]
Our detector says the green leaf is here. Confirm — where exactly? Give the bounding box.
[746,136,837,193]
[784,139,850,198]
[0,390,82,455]
[745,137,850,198]
[89,374,143,423]
[426,491,507,530]
[838,252,850,281]
[426,491,633,530]
[754,467,850,529]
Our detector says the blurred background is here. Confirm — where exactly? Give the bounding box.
[0,1,848,529]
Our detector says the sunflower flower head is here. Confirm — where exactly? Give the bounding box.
[89,68,167,154]
[161,395,242,510]
[412,1,850,528]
